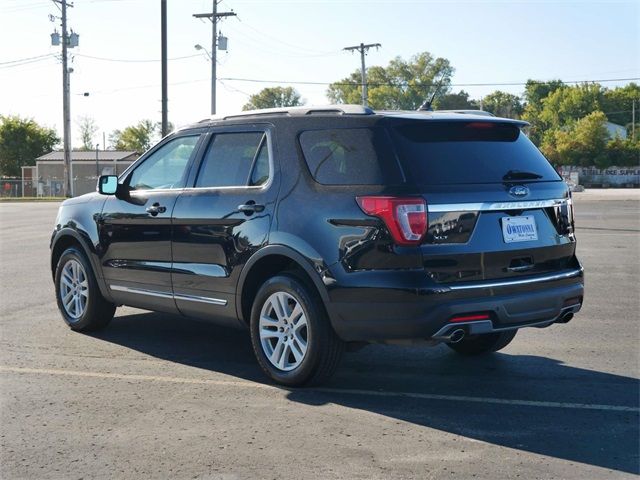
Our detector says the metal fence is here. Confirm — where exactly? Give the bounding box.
[0,179,26,198]
[0,176,101,198]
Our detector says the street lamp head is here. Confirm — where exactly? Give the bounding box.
[194,44,203,50]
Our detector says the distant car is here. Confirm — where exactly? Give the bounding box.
[50,105,584,386]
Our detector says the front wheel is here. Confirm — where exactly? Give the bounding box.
[446,330,517,355]
[54,247,115,331]
[249,274,344,387]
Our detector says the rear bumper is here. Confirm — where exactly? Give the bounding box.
[327,266,584,342]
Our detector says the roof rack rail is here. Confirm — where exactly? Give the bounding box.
[202,104,374,122]
[434,109,495,117]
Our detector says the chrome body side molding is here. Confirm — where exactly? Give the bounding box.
[109,285,227,306]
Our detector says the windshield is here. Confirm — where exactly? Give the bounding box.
[389,121,561,185]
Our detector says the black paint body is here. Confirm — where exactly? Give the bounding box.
[51,112,584,342]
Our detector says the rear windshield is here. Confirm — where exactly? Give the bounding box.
[390,121,561,184]
[299,128,402,185]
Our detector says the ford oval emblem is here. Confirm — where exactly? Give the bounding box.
[509,185,530,197]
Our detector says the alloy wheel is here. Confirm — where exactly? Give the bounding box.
[59,259,89,320]
[259,291,308,371]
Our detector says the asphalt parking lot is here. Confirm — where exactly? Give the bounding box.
[1,191,638,479]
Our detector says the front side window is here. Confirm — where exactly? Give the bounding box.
[128,135,200,191]
[196,132,269,188]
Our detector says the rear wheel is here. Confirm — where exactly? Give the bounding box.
[249,274,344,387]
[54,247,115,331]
[446,330,517,355]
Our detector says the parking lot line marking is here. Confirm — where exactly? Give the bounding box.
[1,365,638,413]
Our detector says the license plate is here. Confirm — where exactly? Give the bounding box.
[502,215,538,243]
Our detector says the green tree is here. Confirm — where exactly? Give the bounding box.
[539,83,604,129]
[601,83,640,129]
[480,91,523,118]
[521,80,565,145]
[433,90,475,110]
[327,52,454,110]
[606,137,640,167]
[523,79,564,107]
[109,120,159,152]
[242,86,304,111]
[77,116,98,151]
[541,111,610,168]
[0,115,59,176]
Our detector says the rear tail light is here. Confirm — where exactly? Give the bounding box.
[450,313,491,323]
[568,193,575,232]
[356,196,427,246]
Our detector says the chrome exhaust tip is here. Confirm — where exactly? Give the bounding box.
[448,328,466,343]
[556,312,574,324]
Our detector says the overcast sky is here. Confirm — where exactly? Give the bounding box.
[1,0,638,148]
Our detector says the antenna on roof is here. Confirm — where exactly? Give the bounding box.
[418,73,447,111]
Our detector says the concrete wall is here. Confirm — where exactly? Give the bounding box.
[559,166,640,188]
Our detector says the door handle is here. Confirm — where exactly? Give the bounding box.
[146,203,167,216]
[238,201,265,215]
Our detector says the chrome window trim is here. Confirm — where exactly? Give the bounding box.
[192,129,274,191]
[428,198,567,213]
[110,285,227,306]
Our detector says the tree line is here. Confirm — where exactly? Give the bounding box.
[1,50,638,176]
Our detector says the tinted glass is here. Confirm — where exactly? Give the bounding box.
[197,132,265,188]
[250,140,270,186]
[390,121,560,184]
[299,128,402,185]
[128,135,199,190]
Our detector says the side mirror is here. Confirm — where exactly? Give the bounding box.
[98,175,118,195]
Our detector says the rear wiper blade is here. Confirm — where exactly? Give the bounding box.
[503,169,543,180]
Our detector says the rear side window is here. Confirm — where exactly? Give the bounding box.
[299,128,402,185]
[390,121,561,185]
[196,132,268,188]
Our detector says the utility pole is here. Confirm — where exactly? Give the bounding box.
[51,1,76,197]
[161,0,168,137]
[95,144,99,177]
[632,99,636,142]
[193,1,236,115]
[343,42,381,107]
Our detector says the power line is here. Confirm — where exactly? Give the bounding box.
[73,53,202,63]
[83,76,639,98]
[0,53,55,66]
[216,76,640,88]
[234,17,341,57]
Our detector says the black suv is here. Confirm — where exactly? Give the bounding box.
[51,105,584,386]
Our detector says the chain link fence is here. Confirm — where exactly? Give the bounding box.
[1,175,101,198]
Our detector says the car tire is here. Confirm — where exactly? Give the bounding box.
[54,246,115,332]
[446,330,517,355]
[249,274,344,387]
